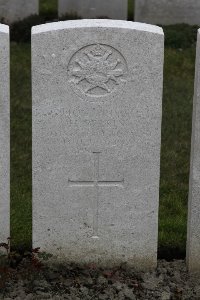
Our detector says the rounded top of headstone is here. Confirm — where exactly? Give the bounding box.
[0,24,9,34]
[32,19,163,36]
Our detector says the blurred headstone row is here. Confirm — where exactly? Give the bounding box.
[1,0,200,25]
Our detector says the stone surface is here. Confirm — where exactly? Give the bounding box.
[58,0,127,20]
[32,19,164,270]
[135,0,200,25]
[0,24,10,245]
[187,29,200,273]
[0,0,38,24]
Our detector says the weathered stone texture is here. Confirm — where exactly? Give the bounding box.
[0,0,38,23]
[0,24,9,245]
[187,29,200,273]
[32,20,164,270]
[58,0,127,20]
[135,0,200,25]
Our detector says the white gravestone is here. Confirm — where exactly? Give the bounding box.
[32,20,164,270]
[0,0,39,24]
[58,0,127,20]
[135,0,200,25]
[187,29,200,273]
[0,24,10,245]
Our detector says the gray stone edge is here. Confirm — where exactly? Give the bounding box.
[0,24,9,34]
[32,19,163,35]
[186,29,200,272]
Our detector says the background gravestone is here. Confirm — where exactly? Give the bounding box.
[0,24,9,245]
[0,0,39,24]
[32,20,164,270]
[135,0,200,25]
[187,29,200,273]
[58,0,127,20]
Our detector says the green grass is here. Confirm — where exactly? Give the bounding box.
[128,0,134,20]
[40,0,58,19]
[159,47,195,257]
[11,43,32,250]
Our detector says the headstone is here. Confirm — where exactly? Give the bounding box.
[187,29,200,273]
[0,0,39,24]
[58,0,127,20]
[0,24,10,245]
[135,0,200,25]
[32,20,164,270]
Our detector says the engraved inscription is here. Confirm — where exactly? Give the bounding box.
[68,152,124,238]
[68,44,128,98]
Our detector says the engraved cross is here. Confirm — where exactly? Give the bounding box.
[68,152,124,238]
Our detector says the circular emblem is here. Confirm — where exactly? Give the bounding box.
[68,44,128,99]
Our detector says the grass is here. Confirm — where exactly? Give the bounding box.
[159,47,195,258]
[40,0,58,19]
[11,43,32,250]
[8,1,197,258]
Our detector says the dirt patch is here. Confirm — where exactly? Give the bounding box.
[0,259,200,299]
